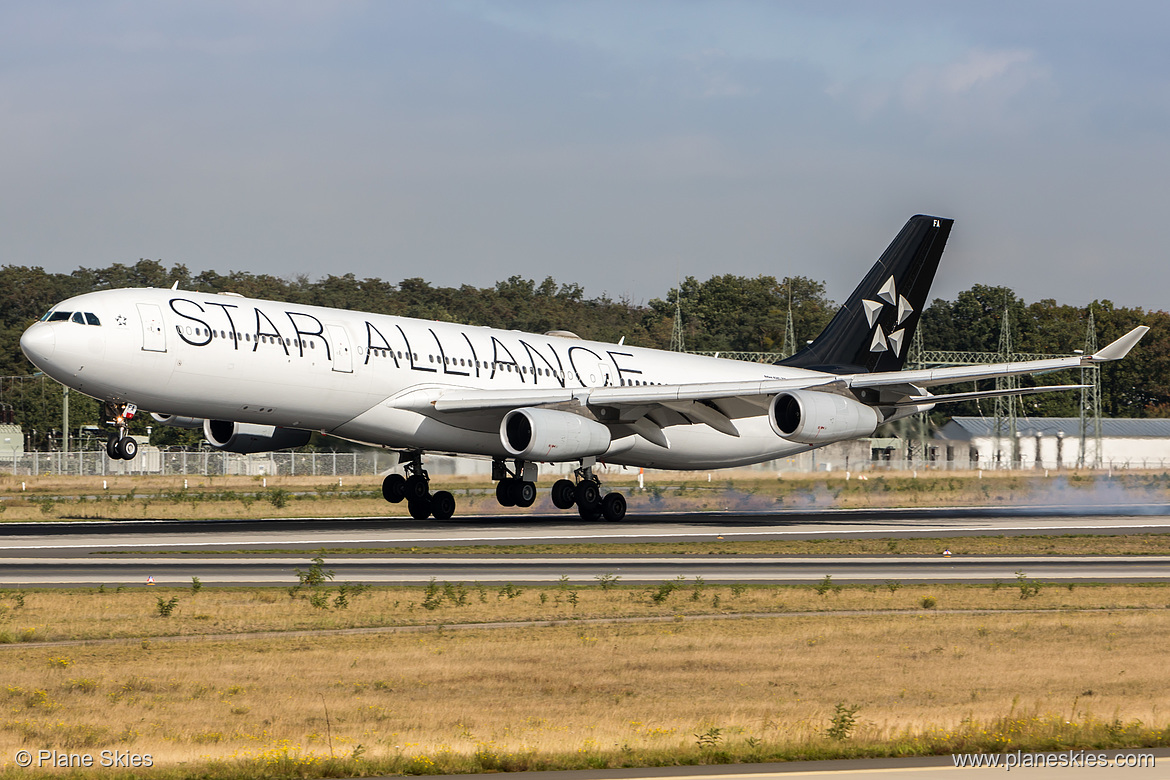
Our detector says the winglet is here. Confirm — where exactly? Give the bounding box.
[1090,326,1149,362]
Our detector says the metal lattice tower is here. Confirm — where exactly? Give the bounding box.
[781,290,797,359]
[1079,308,1103,468]
[669,294,686,353]
[908,328,929,464]
[992,302,1019,467]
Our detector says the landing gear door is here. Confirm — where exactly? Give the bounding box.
[326,324,353,373]
[136,303,166,353]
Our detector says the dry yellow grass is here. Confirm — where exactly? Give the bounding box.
[1,610,1168,770]
[3,581,1170,643]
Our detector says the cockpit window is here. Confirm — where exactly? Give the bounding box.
[41,310,101,325]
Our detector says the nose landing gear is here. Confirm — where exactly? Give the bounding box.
[104,402,139,461]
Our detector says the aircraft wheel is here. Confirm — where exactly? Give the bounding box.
[116,436,138,460]
[577,502,603,521]
[430,491,456,520]
[407,497,432,520]
[601,492,627,522]
[496,479,516,507]
[550,479,576,509]
[382,473,407,503]
[404,474,430,502]
[514,480,537,508]
[575,481,600,508]
[106,436,123,460]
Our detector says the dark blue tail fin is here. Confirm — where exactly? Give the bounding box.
[779,214,953,374]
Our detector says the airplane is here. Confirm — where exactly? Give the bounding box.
[19,215,1148,522]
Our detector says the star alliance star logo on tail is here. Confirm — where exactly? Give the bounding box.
[863,276,913,356]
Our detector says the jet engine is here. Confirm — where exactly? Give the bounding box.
[150,413,205,429]
[768,390,880,445]
[202,419,312,454]
[501,408,611,461]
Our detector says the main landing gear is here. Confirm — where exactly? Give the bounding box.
[379,454,627,522]
[381,452,456,520]
[493,458,538,508]
[497,458,627,522]
[104,402,139,461]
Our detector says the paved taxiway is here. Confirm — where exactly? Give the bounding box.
[2,505,1169,586]
[420,751,1169,780]
[417,750,1169,779]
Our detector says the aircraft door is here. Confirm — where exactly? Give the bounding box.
[326,324,353,373]
[136,303,167,353]
[586,358,615,387]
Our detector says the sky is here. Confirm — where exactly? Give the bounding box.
[2,1,1169,310]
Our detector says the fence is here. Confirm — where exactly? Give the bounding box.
[2,448,1165,478]
[0,449,384,478]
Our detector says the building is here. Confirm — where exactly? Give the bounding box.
[936,417,1170,470]
[0,403,22,460]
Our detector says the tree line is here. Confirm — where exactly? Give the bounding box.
[0,260,1166,450]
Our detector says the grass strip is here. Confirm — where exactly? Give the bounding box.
[4,471,1170,521]
[3,580,1169,643]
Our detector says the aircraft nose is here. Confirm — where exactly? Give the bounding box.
[20,324,56,365]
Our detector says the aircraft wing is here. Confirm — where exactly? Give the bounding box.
[421,376,840,414]
[848,325,1148,389]
[390,326,1148,441]
[394,377,845,441]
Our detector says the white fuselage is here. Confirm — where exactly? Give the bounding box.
[21,287,837,469]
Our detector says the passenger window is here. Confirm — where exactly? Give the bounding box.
[85,313,100,326]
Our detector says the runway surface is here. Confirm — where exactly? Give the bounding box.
[2,505,1169,586]
[415,751,1168,779]
[412,751,1168,779]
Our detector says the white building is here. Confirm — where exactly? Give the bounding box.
[936,417,1170,470]
[0,424,23,460]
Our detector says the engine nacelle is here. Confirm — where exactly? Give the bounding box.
[203,419,312,454]
[150,413,205,429]
[768,390,880,445]
[501,408,612,461]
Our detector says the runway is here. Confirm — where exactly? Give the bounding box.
[3,503,1170,552]
[420,752,1168,780]
[416,751,1168,779]
[2,505,1168,586]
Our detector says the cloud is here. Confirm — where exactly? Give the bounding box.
[901,48,1047,106]
[825,47,1052,139]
